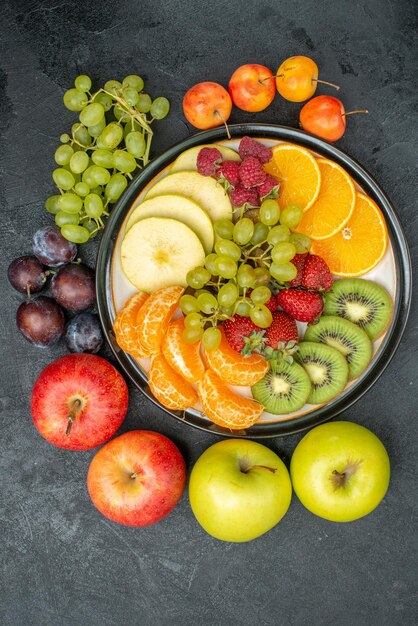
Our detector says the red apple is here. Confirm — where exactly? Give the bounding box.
[183,81,232,130]
[87,430,186,526]
[228,64,276,112]
[31,353,128,450]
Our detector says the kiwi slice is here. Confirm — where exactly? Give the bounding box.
[304,316,372,380]
[251,360,311,414]
[295,342,349,404]
[323,278,392,340]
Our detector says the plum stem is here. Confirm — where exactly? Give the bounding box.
[312,78,340,90]
[215,110,231,140]
[66,399,82,436]
[342,110,369,116]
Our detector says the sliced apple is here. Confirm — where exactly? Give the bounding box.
[126,194,214,254]
[145,171,232,223]
[171,144,240,172]
[121,217,205,293]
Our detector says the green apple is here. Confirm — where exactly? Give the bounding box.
[189,439,292,542]
[290,421,390,522]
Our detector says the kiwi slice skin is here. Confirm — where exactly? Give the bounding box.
[251,360,311,415]
[295,342,349,405]
[304,316,372,381]
[323,278,392,340]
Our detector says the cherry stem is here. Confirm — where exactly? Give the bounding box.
[241,464,277,474]
[215,110,231,139]
[312,78,340,91]
[342,109,369,117]
[66,399,82,436]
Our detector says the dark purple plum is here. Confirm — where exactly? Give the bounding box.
[8,256,47,294]
[33,225,77,267]
[51,263,95,312]
[16,296,65,347]
[64,313,103,353]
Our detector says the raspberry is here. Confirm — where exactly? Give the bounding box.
[215,160,241,188]
[258,174,280,199]
[238,136,272,164]
[196,147,223,176]
[239,156,267,188]
[229,185,260,208]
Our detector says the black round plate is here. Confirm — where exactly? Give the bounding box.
[96,124,412,438]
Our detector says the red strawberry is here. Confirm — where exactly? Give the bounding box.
[215,160,241,188]
[196,147,222,176]
[229,185,260,208]
[277,289,323,322]
[223,316,261,353]
[238,136,272,164]
[239,156,267,188]
[301,254,333,291]
[258,174,280,199]
[264,311,298,348]
[289,253,308,287]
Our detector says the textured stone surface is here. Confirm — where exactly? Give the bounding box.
[1,0,417,624]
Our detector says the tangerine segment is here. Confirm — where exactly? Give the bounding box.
[137,285,184,355]
[311,193,388,277]
[295,158,356,240]
[197,370,264,430]
[113,292,149,358]
[148,353,198,410]
[264,143,321,212]
[204,329,269,386]
[162,318,206,383]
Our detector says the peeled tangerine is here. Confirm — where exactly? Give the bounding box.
[136,285,184,355]
[148,353,197,411]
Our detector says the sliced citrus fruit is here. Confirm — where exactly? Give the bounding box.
[311,193,388,276]
[148,353,198,410]
[113,292,149,358]
[197,370,264,430]
[162,318,206,383]
[295,158,356,240]
[137,285,184,355]
[204,329,268,386]
[264,143,321,211]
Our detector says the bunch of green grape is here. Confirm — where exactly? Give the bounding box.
[45,74,170,243]
[179,199,311,350]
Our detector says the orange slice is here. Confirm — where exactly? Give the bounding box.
[113,291,149,358]
[311,193,388,277]
[162,318,206,383]
[197,370,264,430]
[264,143,321,211]
[295,158,356,240]
[136,285,184,355]
[148,353,198,410]
[204,329,268,386]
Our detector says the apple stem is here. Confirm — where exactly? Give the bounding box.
[342,110,369,117]
[215,110,231,139]
[312,78,340,91]
[241,464,277,474]
[66,399,82,436]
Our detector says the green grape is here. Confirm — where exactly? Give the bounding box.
[136,93,152,113]
[150,97,170,119]
[104,80,122,95]
[214,239,241,262]
[124,119,143,137]
[58,192,83,214]
[214,255,237,279]
[202,327,222,351]
[184,312,203,329]
[91,149,114,169]
[233,218,254,246]
[271,242,297,264]
[125,131,146,158]
[54,144,74,165]
[260,199,280,226]
[82,165,111,187]
[60,133,71,144]
[69,151,89,174]
[105,173,127,201]
[204,253,218,275]
[90,186,102,196]
[74,182,90,197]
[45,195,62,215]
[79,103,103,128]
[99,122,123,149]
[52,168,75,190]
[63,88,88,112]
[180,295,200,315]
[267,224,290,245]
[122,75,144,92]
[250,305,272,328]
[217,282,239,308]
[289,232,312,253]
[251,222,269,245]
[88,117,106,138]
[93,92,113,112]
[74,74,92,91]
[194,289,212,299]
[214,218,234,240]
[183,326,204,344]
[254,267,271,286]
[55,211,80,227]
[250,286,271,305]
[280,204,303,229]
[270,262,298,282]
[236,301,251,317]
[237,263,256,288]
[122,87,139,107]
[72,123,92,146]
[186,267,211,289]
[61,224,90,244]
[84,193,103,218]
[114,105,130,123]
[197,292,218,315]
[83,220,98,237]
[113,150,137,174]
[220,305,235,317]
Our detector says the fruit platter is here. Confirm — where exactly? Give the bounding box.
[96,124,410,437]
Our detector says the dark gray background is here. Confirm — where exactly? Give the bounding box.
[1,0,417,624]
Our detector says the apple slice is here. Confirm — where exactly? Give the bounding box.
[121,217,205,293]
[126,194,214,254]
[145,171,233,223]
[170,143,240,172]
